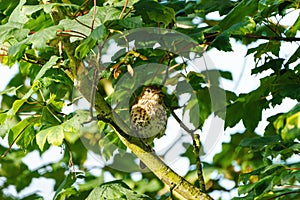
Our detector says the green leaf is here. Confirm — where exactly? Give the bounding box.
[75,25,107,59]
[227,16,256,35]
[0,113,7,124]
[47,128,64,146]
[286,13,300,37]
[7,56,59,117]
[198,0,234,16]
[211,16,256,51]
[210,32,232,51]
[7,40,28,61]
[63,111,91,143]
[254,175,273,196]
[0,85,22,96]
[286,46,300,66]
[247,41,281,59]
[86,180,152,200]
[9,25,61,56]
[8,0,27,23]
[16,124,36,149]
[0,1,19,21]
[36,125,64,151]
[59,6,119,40]
[0,22,29,42]
[238,183,256,196]
[218,0,258,30]
[184,97,200,129]
[8,116,37,147]
[240,135,280,148]
[242,100,265,133]
[118,16,143,29]
[252,58,285,74]
[37,110,90,150]
[280,111,300,142]
[225,101,244,128]
[7,99,28,117]
[24,11,54,32]
[134,0,175,27]
[53,173,78,200]
[34,56,59,81]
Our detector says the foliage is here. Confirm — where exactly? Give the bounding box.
[0,0,299,199]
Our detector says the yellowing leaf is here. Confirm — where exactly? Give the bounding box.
[36,126,64,151]
[47,126,64,146]
[127,64,134,76]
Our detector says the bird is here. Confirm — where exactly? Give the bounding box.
[130,85,168,168]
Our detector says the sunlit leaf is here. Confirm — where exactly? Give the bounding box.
[36,125,64,151]
[8,0,27,23]
[0,85,22,96]
[8,116,38,148]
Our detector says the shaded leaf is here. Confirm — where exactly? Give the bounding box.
[53,173,78,200]
[240,135,280,148]
[286,46,300,66]
[86,180,152,200]
[134,0,175,27]
[75,25,107,59]
[219,0,258,30]
[210,32,232,51]
[252,58,284,74]
[247,41,281,59]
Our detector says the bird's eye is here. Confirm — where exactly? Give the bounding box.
[146,88,151,93]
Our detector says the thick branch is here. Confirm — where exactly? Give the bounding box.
[205,32,300,43]
[243,34,300,42]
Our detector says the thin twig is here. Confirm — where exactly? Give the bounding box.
[169,109,197,136]
[119,0,128,19]
[91,0,97,30]
[169,109,206,191]
[56,33,86,39]
[57,30,88,38]
[193,134,206,192]
[64,140,76,175]
[75,18,93,30]
[161,52,172,86]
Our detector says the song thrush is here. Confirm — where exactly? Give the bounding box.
[130,85,167,167]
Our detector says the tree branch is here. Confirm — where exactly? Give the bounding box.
[241,34,300,42]
[170,109,206,192]
[205,32,300,44]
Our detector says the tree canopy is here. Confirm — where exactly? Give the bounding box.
[0,0,300,199]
